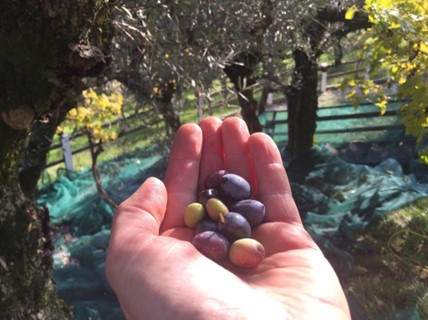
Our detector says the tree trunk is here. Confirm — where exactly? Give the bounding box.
[19,100,72,199]
[156,80,182,136]
[156,99,182,136]
[0,120,72,319]
[117,69,182,137]
[235,78,263,133]
[282,7,370,159]
[285,49,319,158]
[224,54,263,133]
[0,1,113,317]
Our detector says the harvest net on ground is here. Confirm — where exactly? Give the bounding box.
[37,120,428,320]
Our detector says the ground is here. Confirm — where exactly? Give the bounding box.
[343,197,428,319]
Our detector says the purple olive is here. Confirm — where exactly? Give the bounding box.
[195,219,218,234]
[218,211,251,240]
[204,170,229,189]
[192,231,230,261]
[230,199,265,227]
[198,188,219,206]
[219,173,251,201]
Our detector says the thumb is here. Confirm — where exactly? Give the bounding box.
[106,177,167,294]
[112,177,167,237]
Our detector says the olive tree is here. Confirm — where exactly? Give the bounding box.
[110,0,373,158]
[0,1,114,318]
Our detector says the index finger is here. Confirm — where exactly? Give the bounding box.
[161,123,203,232]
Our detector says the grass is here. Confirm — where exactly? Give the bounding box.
[318,90,352,107]
[343,197,428,319]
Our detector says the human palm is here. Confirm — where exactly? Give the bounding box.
[106,117,350,319]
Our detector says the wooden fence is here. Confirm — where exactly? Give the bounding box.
[45,59,370,170]
[45,110,163,169]
[261,101,405,146]
[259,99,418,168]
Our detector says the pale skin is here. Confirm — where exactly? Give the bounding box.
[105,117,351,320]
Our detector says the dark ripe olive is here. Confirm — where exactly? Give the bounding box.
[187,170,267,268]
[192,231,230,261]
[218,211,251,240]
[204,170,229,189]
[198,188,219,206]
[230,199,265,227]
[195,219,218,234]
[219,173,251,201]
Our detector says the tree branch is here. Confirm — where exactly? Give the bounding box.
[85,130,117,209]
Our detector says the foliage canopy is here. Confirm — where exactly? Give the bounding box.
[344,0,428,162]
[60,87,124,144]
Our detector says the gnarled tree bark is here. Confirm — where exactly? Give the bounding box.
[285,49,319,158]
[0,1,114,318]
[284,7,371,159]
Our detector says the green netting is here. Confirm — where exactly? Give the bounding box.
[287,146,428,265]
[39,148,166,234]
[37,146,167,320]
[36,141,428,320]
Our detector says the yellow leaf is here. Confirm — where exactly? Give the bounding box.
[379,0,393,9]
[92,127,101,135]
[391,65,399,74]
[376,99,388,114]
[68,108,77,117]
[345,5,358,20]
[365,0,374,8]
[420,154,428,164]
[346,89,356,99]
[56,126,63,135]
[389,22,400,29]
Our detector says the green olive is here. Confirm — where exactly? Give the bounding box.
[205,198,229,221]
[184,202,205,228]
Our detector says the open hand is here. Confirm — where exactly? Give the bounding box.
[106,117,350,320]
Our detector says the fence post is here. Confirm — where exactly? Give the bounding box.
[320,63,328,93]
[364,66,370,80]
[267,93,273,106]
[61,134,74,171]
